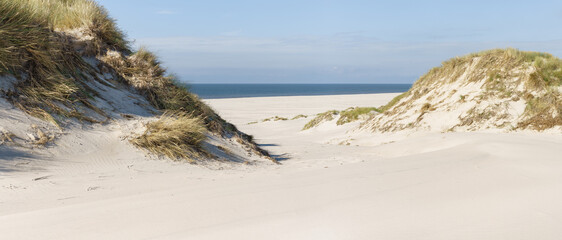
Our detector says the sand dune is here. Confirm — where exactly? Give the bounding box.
[2,93,562,239]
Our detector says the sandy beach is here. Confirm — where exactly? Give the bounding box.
[1,93,562,239]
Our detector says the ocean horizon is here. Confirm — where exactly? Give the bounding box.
[187,83,412,99]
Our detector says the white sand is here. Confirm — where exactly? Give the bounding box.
[2,93,562,239]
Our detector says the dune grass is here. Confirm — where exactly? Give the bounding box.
[130,112,206,162]
[379,92,409,113]
[103,48,276,161]
[8,0,127,52]
[372,48,562,131]
[101,47,236,134]
[0,131,15,145]
[336,107,380,125]
[291,114,308,120]
[0,0,111,126]
[0,0,273,161]
[413,48,562,91]
[302,110,339,130]
[262,116,288,122]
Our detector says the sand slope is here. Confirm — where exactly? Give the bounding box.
[2,93,562,239]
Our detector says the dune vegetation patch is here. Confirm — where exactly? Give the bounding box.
[0,131,15,145]
[364,48,562,132]
[302,110,340,130]
[303,107,382,130]
[262,116,288,122]
[0,0,274,162]
[0,0,118,126]
[130,112,206,162]
[291,114,308,120]
[337,107,380,125]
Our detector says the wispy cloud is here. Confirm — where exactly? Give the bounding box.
[135,35,562,83]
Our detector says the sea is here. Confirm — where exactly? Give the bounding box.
[187,84,412,99]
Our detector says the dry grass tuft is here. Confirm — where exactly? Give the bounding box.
[33,127,54,146]
[303,110,339,130]
[517,90,562,130]
[291,114,308,120]
[15,0,127,52]
[337,107,380,125]
[0,131,15,145]
[130,112,207,162]
[101,48,243,137]
[379,92,409,113]
[262,116,288,122]
[0,0,115,126]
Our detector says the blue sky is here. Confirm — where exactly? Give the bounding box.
[95,0,562,84]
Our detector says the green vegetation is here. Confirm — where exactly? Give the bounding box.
[336,107,380,125]
[372,48,562,132]
[130,112,206,162]
[302,110,339,130]
[379,92,409,113]
[262,116,288,122]
[1,0,127,53]
[0,0,272,162]
[414,48,562,91]
[0,0,113,126]
[101,48,239,135]
[291,114,308,120]
[303,107,383,130]
[518,91,562,130]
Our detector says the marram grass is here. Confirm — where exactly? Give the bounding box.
[0,0,272,161]
[375,48,562,131]
[0,0,109,126]
[130,112,207,162]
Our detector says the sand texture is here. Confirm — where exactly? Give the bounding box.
[1,93,562,239]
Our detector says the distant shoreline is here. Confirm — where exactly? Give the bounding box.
[187,83,412,99]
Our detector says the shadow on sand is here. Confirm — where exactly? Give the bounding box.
[0,147,39,173]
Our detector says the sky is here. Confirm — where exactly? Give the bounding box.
[95,0,562,84]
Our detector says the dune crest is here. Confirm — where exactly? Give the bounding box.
[0,0,273,164]
[362,49,562,133]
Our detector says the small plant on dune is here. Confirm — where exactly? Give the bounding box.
[101,48,235,134]
[336,107,380,125]
[517,90,562,130]
[0,131,15,145]
[261,116,288,122]
[130,112,207,162]
[302,110,339,130]
[291,114,308,120]
[379,92,409,113]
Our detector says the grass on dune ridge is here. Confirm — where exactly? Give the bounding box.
[0,0,270,161]
[375,48,562,131]
[337,107,380,125]
[302,107,381,130]
[130,112,207,162]
[0,0,113,126]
